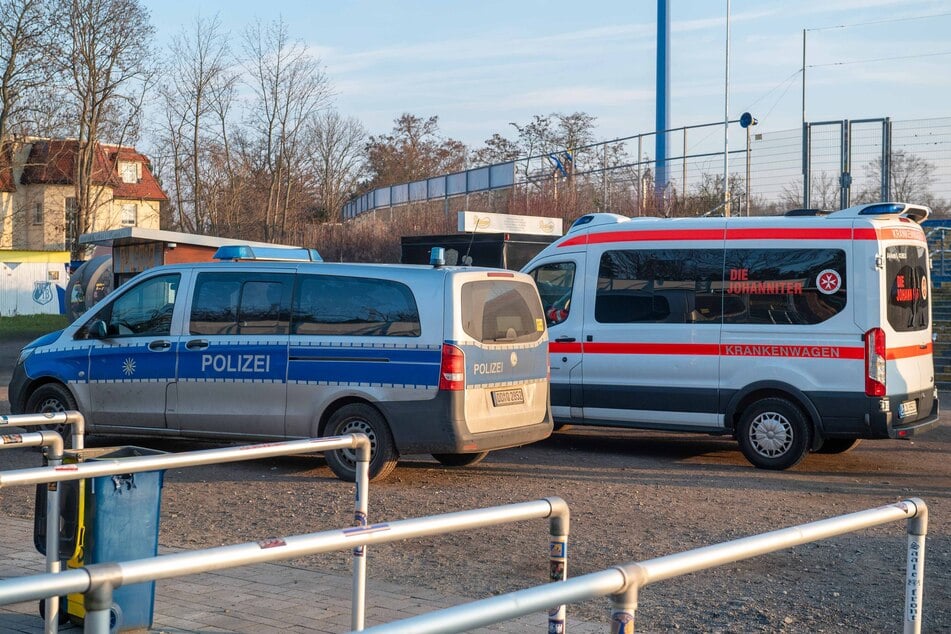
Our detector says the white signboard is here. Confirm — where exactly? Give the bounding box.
[457,211,563,236]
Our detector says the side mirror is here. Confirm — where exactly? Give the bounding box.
[88,319,108,339]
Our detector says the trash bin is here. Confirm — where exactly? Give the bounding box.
[34,446,166,632]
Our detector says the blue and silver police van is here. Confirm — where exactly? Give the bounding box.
[9,246,553,480]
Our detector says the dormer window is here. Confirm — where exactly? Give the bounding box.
[119,160,141,183]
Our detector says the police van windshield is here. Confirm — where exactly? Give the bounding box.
[461,280,545,344]
[885,245,929,332]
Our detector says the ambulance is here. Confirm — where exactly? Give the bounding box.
[523,202,939,469]
[9,247,553,480]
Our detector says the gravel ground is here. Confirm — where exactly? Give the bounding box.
[1,335,948,632]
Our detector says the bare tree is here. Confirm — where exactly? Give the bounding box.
[471,133,520,166]
[364,114,467,189]
[854,149,936,204]
[54,0,155,259]
[0,0,53,142]
[242,17,331,242]
[308,109,365,222]
[158,13,236,233]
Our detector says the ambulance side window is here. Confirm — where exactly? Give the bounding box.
[595,250,722,324]
[529,262,576,326]
[723,249,846,325]
[80,273,180,338]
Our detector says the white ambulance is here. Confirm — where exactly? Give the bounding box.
[523,202,939,469]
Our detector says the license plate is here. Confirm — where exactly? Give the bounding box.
[899,400,918,418]
[492,388,524,407]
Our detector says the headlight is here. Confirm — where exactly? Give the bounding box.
[16,347,34,366]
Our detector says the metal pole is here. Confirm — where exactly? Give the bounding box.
[801,29,807,126]
[883,117,892,201]
[43,431,64,634]
[547,498,570,634]
[746,125,752,216]
[905,499,928,634]
[636,136,643,216]
[682,128,688,210]
[351,440,371,631]
[0,430,65,634]
[723,0,731,217]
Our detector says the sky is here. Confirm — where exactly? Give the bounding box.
[145,0,951,148]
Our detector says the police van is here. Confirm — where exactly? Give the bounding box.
[523,202,939,470]
[9,246,552,480]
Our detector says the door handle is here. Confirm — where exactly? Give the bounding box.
[555,336,576,343]
[185,339,209,351]
[149,340,172,351]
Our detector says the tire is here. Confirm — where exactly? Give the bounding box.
[323,404,398,482]
[431,451,489,467]
[737,397,811,470]
[815,438,863,454]
[25,383,78,449]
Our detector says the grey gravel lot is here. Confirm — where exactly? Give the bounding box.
[1,334,948,632]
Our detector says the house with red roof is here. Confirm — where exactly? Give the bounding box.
[0,138,167,251]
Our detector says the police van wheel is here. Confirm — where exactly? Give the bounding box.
[815,438,862,454]
[324,404,398,482]
[25,383,78,449]
[431,451,489,467]
[737,398,810,470]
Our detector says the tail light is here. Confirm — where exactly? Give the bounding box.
[865,327,886,396]
[438,343,465,391]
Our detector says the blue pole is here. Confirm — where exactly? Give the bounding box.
[655,0,670,207]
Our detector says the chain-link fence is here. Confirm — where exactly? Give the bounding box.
[345,116,951,225]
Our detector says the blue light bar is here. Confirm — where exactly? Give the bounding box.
[213,245,322,262]
[857,203,906,216]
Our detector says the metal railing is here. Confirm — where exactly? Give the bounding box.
[0,497,570,633]
[0,410,86,450]
[357,498,928,634]
[0,432,371,632]
[0,411,86,634]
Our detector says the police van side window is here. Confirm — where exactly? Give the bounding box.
[190,272,291,336]
[723,248,846,325]
[292,274,421,337]
[529,262,575,326]
[79,273,180,338]
[595,250,722,323]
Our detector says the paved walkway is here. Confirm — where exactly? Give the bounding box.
[0,516,603,633]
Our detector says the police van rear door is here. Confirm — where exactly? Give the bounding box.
[454,271,549,433]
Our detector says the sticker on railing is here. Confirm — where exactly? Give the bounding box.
[258,538,287,549]
[342,523,390,537]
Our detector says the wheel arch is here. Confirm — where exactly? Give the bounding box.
[725,381,824,449]
[316,396,386,437]
[20,377,78,413]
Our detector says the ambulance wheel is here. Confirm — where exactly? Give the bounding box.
[38,596,71,624]
[737,398,810,470]
[324,404,398,482]
[25,383,78,449]
[431,451,489,467]
[815,438,862,454]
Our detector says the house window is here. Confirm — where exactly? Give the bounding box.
[121,203,138,226]
[119,161,140,183]
[33,203,43,225]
